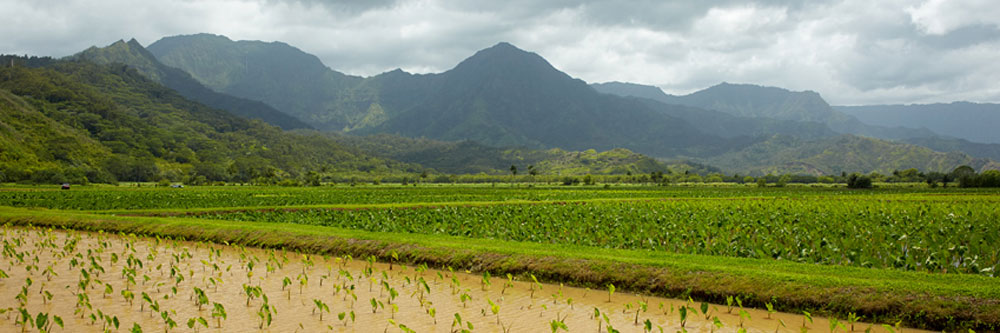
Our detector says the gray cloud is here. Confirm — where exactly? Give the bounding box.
[1,0,999,105]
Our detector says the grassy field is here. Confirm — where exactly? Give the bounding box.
[1,184,998,330]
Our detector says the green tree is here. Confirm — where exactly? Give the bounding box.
[846,173,873,189]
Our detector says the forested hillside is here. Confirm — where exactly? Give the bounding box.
[75,39,310,130]
[705,134,997,175]
[331,134,717,175]
[0,56,418,184]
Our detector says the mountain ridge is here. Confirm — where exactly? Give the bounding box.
[836,102,1000,144]
[140,34,1000,175]
[74,39,311,130]
[0,54,420,184]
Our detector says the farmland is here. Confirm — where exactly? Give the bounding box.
[2,225,915,333]
[1,184,999,331]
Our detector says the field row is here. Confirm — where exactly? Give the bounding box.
[4,185,997,210]
[201,198,1000,275]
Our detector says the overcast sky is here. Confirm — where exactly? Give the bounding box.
[3,0,999,105]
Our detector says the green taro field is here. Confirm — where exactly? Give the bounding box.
[1,184,999,331]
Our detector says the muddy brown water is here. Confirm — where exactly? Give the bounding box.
[0,227,928,332]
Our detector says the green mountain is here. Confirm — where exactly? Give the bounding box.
[358,43,735,157]
[331,134,715,175]
[836,102,1000,144]
[901,136,1000,161]
[0,87,113,183]
[147,33,363,130]
[144,34,1000,175]
[151,37,742,158]
[73,39,309,130]
[0,55,417,184]
[592,81,935,140]
[629,96,836,140]
[704,134,998,176]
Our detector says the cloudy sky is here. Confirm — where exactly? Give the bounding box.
[3,0,999,105]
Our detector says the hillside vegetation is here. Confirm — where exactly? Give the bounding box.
[146,35,1000,176]
[705,134,998,175]
[75,39,310,130]
[332,134,718,175]
[0,56,418,184]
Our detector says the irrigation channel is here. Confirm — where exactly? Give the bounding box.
[0,226,927,332]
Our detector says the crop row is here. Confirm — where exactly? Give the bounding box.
[204,198,1000,275]
[2,185,995,210]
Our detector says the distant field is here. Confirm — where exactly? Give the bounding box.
[0,182,988,210]
[1,184,998,330]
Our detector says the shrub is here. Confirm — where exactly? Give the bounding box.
[846,173,873,189]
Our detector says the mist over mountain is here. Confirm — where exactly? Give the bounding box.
[592,81,935,140]
[836,103,1000,144]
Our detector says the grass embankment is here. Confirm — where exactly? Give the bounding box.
[1,206,996,331]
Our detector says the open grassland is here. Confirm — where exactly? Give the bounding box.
[1,184,999,331]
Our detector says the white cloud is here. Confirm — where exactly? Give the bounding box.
[908,0,1000,35]
[1,0,998,105]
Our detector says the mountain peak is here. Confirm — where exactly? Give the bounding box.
[488,41,518,50]
[449,42,559,78]
[126,38,143,47]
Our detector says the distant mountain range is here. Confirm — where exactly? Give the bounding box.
[591,81,936,140]
[836,102,1000,144]
[143,34,998,175]
[4,33,997,179]
[0,51,679,184]
[592,81,1000,164]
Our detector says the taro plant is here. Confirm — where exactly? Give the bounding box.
[192,287,209,310]
[211,302,227,328]
[481,271,491,291]
[679,305,688,328]
[487,298,501,324]
[186,317,209,333]
[829,317,846,332]
[256,295,276,329]
[549,318,568,333]
[634,300,647,325]
[530,274,542,299]
[502,273,514,295]
[738,308,751,328]
[313,299,330,321]
[847,312,861,331]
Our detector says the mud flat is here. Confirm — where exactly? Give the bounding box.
[0,226,927,332]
